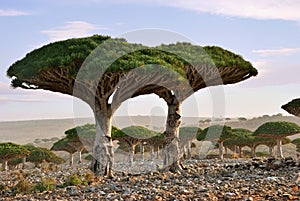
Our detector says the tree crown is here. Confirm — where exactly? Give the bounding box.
[7,35,257,89]
[114,126,160,139]
[253,121,300,138]
[197,125,234,142]
[179,127,202,140]
[0,142,29,161]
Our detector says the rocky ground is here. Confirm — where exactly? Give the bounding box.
[0,158,300,201]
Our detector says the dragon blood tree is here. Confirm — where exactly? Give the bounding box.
[7,34,257,176]
[263,137,291,157]
[51,137,84,166]
[224,128,253,158]
[282,98,300,117]
[143,132,165,161]
[254,121,300,158]
[292,138,300,155]
[179,127,202,159]
[0,142,29,171]
[112,126,159,166]
[9,145,65,168]
[197,125,235,160]
[63,124,96,163]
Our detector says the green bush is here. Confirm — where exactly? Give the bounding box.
[82,172,95,185]
[35,177,56,192]
[64,174,82,186]
[12,178,33,195]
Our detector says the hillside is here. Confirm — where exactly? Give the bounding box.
[0,114,299,145]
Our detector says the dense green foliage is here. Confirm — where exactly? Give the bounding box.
[232,128,252,137]
[253,121,300,137]
[9,145,64,166]
[159,43,256,74]
[224,128,269,147]
[0,142,29,161]
[292,138,300,152]
[197,125,234,142]
[51,138,77,153]
[7,35,256,84]
[7,35,110,80]
[25,145,64,165]
[65,124,96,140]
[114,126,160,139]
[282,98,300,108]
[179,127,202,140]
[35,177,56,192]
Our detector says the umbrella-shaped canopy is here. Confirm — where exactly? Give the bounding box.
[253,121,300,138]
[197,125,234,142]
[0,142,29,161]
[282,98,300,117]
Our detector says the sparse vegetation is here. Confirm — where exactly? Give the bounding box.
[64,174,82,186]
[35,177,56,192]
[12,178,33,195]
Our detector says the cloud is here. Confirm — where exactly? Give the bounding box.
[158,0,300,21]
[240,60,300,88]
[41,21,108,42]
[73,0,300,21]
[0,9,30,17]
[253,48,300,57]
[0,80,72,105]
[0,97,45,103]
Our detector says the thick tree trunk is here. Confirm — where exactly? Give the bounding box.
[269,146,274,157]
[234,145,238,153]
[218,141,224,160]
[69,153,74,166]
[128,144,136,166]
[92,112,114,177]
[78,150,82,164]
[182,145,187,159]
[156,146,160,159]
[238,146,242,158]
[149,145,154,161]
[224,146,228,156]
[250,145,256,158]
[2,160,8,172]
[163,97,181,172]
[276,138,283,159]
[140,143,144,161]
[187,141,191,159]
[22,157,26,169]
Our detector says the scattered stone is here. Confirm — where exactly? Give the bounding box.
[0,159,299,200]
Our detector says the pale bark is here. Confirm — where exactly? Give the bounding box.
[22,157,26,169]
[149,145,154,161]
[224,146,228,156]
[2,160,8,172]
[78,150,82,164]
[156,146,160,159]
[128,144,136,166]
[182,145,187,159]
[269,146,275,157]
[276,138,283,159]
[238,146,242,158]
[234,145,238,153]
[250,145,256,158]
[69,153,74,166]
[163,97,182,172]
[92,111,114,177]
[140,143,144,161]
[187,141,191,159]
[218,141,224,160]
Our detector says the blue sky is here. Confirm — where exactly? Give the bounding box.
[0,0,300,121]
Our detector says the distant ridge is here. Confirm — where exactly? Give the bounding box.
[0,115,299,144]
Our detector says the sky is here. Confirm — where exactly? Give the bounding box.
[0,0,300,122]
